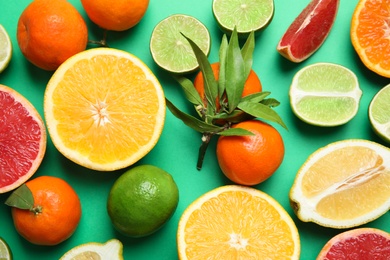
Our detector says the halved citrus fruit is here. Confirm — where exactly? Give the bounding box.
[316,228,390,259]
[290,139,390,229]
[0,24,12,73]
[351,0,390,78]
[369,84,390,143]
[60,239,123,260]
[0,84,46,194]
[277,0,339,62]
[289,63,362,127]
[177,185,300,259]
[0,237,12,260]
[44,48,165,171]
[212,0,274,36]
[150,14,211,74]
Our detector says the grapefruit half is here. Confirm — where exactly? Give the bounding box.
[277,0,340,62]
[0,84,46,193]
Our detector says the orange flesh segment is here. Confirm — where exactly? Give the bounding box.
[51,55,161,165]
[301,146,390,220]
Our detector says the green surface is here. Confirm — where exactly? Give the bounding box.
[0,0,389,259]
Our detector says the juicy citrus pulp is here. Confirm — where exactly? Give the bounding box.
[351,0,390,78]
[289,63,362,126]
[212,0,274,35]
[0,24,12,73]
[277,0,339,62]
[290,139,390,229]
[44,48,165,171]
[0,238,12,260]
[60,239,123,260]
[369,84,390,143]
[150,14,211,74]
[316,228,390,259]
[107,165,179,237]
[177,185,300,259]
[0,85,46,194]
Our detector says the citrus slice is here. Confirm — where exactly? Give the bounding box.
[0,84,46,194]
[0,24,12,73]
[44,48,165,171]
[290,139,390,229]
[369,84,390,143]
[0,238,12,260]
[316,228,390,259]
[351,0,390,78]
[60,239,123,260]
[212,0,274,36]
[150,14,211,74]
[177,185,300,259]
[289,63,362,126]
[277,0,339,62]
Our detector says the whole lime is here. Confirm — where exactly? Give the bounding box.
[107,165,179,237]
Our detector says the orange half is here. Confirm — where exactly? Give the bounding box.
[44,48,165,171]
[351,0,390,77]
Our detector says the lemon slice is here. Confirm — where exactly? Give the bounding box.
[0,24,12,73]
[60,239,123,260]
[289,63,362,126]
[290,139,390,229]
[369,84,390,143]
[0,238,12,260]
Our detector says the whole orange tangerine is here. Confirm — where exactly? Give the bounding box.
[81,0,150,31]
[17,0,88,71]
[11,176,82,246]
[216,120,284,186]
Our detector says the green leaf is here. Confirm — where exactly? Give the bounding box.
[225,28,246,113]
[181,33,218,112]
[218,127,254,136]
[240,91,271,103]
[241,31,255,77]
[218,34,229,100]
[173,75,203,106]
[5,184,34,210]
[261,98,280,108]
[238,101,288,129]
[166,98,223,133]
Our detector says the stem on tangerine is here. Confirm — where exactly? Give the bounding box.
[30,205,43,215]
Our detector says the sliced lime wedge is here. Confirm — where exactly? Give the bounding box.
[369,84,390,143]
[0,238,12,260]
[289,63,362,127]
[212,0,274,36]
[0,24,12,73]
[150,14,211,74]
[60,239,123,260]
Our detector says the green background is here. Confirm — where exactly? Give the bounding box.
[1,0,389,259]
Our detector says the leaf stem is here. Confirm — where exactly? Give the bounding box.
[88,29,109,47]
[197,133,213,170]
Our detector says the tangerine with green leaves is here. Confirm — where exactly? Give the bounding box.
[216,120,284,186]
[9,176,81,246]
[193,62,262,110]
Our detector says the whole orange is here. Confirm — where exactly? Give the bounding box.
[193,62,262,110]
[216,120,284,186]
[81,0,150,31]
[11,176,82,246]
[17,0,88,71]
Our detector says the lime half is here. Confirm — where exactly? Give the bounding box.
[289,63,362,127]
[212,0,274,36]
[0,24,12,73]
[150,14,211,74]
[60,239,123,260]
[0,238,12,260]
[369,84,390,143]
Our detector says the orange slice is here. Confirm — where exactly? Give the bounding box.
[44,48,165,171]
[177,185,300,259]
[290,139,390,229]
[351,0,390,78]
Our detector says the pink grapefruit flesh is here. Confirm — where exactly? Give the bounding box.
[316,228,390,260]
[277,0,340,62]
[0,84,46,193]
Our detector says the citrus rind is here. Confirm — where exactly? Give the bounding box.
[0,24,12,73]
[60,239,123,260]
[369,84,390,144]
[289,63,362,127]
[290,139,390,229]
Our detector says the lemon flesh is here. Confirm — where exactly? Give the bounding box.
[60,239,123,260]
